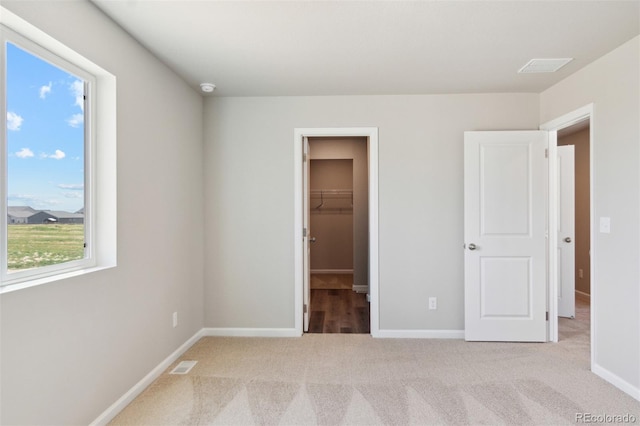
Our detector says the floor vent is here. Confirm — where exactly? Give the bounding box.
[169,360,197,375]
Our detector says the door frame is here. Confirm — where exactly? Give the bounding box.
[540,104,593,361]
[293,127,379,336]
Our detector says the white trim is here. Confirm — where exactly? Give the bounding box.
[89,329,205,426]
[352,284,368,293]
[540,104,593,131]
[0,265,114,295]
[376,329,465,339]
[310,269,354,274]
[294,128,379,337]
[592,363,640,402]
[540,104,594,361]
[547,130,559,343]
[575,289,591,302]
[202,328,300,338]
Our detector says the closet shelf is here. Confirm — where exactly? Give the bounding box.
[311,189,353,213]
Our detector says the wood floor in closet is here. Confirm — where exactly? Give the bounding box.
[308,274,370,334]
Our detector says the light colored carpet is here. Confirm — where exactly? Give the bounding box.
[110,301,639,425]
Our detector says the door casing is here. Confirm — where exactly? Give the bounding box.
[294,127,379,336]
[541,104,594,361]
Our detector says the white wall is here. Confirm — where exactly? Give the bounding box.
[0,2,204,424]
[203,94,539,331]
[541,36,640,394]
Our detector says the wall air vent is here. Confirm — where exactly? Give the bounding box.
[518,58,573,73]
[169,360,197,374]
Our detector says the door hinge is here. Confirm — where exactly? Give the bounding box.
[303,227,307,237]
[303,153,307,162]
[304,304,308,314]
[546,311,549,321]
[545,148,548,158]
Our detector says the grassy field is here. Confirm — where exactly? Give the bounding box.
[7,224,85,271]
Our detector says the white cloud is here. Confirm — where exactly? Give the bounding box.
[49,149,66,160]
[15,148,34,159]
[70,80,84,111]
[63,192,83,199]
[58,184,84,190]
[67,80,85,127]
[67,113,84,128]
[7,111,23,131]
[39,82,52,99]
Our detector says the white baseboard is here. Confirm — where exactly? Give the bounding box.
[90,329,204,426]
[575,290,591,302]
[592,363,640,401]
[203,327,301,338]
[374,329,465,339]
[310,269,353,274]
[352,285,368,293]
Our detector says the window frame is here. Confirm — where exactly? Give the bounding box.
[0,8,116,293]
[1,25,96,285]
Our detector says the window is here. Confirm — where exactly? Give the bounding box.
[0,10,116,292]
[2,32,93,282]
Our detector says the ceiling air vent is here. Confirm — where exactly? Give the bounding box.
[518,58,573,73]
[169,360,197,375]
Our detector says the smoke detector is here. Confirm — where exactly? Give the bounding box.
[200,83,216,93]
[518,58,573,73]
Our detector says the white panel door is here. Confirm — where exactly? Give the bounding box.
[464,131,548,342]
[557,145,575,318]
[303,137,311,332]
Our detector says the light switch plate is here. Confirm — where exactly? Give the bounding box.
[600,217,611,234]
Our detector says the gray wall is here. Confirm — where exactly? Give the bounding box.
[0,2,204,424]
[203,94,540,331]
[541,36,640,391]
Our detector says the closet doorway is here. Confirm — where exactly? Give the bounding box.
[307,137,369,334]
[294,127,379,336]
[308,137,370,333]
[308,153,370,333]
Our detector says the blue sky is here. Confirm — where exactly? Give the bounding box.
[6,41,85,213]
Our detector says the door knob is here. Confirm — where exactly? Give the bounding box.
[468,243,477,251]
[309,237,317,243]
[564,237,572,243]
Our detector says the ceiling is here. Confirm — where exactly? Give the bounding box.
[91,0,639,97]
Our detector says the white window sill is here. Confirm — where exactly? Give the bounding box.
[0,265,115,295]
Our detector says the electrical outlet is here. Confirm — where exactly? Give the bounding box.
[172,312,178,328]
[428,297,437,310]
